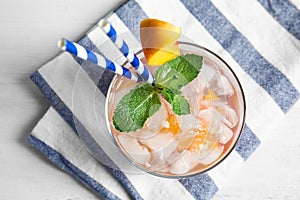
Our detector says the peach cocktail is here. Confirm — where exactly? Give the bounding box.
[106,44,245,177]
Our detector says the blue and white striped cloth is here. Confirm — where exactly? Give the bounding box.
[28,0,300,199]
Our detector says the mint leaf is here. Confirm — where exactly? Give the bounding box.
[161,87,176,103]
[155,54,203,91]
[172,95,190,115]
[112,54,203,132]
[113,83,161,132]
[161,87,182,102]
[182,54,203,71]
[161,87,190,115]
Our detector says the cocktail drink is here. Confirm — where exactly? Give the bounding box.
[106,42,245,178]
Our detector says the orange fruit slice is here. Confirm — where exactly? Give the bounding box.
[204,90,219,102]
[140,19,181,66]
[161,113,180,136]
[187,127,208,151]
[176,127,208,151]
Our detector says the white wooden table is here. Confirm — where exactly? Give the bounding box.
[1,0,299,199]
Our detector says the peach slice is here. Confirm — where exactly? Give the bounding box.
[140,19,181,66]
[161,113,180,136]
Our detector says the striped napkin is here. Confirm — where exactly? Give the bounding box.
[28,0,300,199]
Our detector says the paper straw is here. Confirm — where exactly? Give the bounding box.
[98,19,154,84]
[57,38,139,82]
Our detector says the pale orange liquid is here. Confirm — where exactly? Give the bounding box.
[106,47,244,177]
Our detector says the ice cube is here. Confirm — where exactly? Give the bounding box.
[135,129,158,140]
[183,74,206,97]
[219,105,239,128]
[166,150,184,165]
[198,108,223,134]
[200,102,238,129]
[117,134,151,165]
[197,108,224,156]
[200,63,218,84]
[176,129,199,151]
[218,124,233,144]
[169,150,198,175]
[182,75,205,116]
[198,144,223,165]
[210,74,234,97]
[139,133,177,164]
[144,100,168,133]
[179,114,202,133]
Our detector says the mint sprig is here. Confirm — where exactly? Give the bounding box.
[113,54,203,132]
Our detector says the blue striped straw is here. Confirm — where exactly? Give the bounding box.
[57,38,138,82]
[98,19,154,84]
